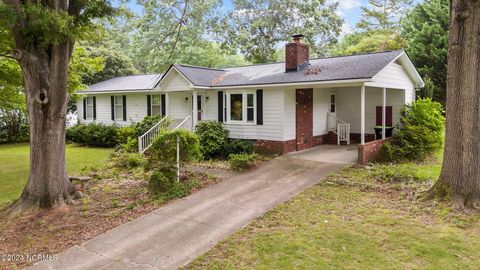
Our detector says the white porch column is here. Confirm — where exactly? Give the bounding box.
[165,92,170,116]
[192,91,198,127]
[382,87,386,140]
[360,85,365,145]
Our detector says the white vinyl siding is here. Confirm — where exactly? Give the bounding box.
[369,62,416,104]
[77,93,150,126]
[312,88,331,137]
[162,71,191,92]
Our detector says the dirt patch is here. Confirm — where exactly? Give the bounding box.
[0,163,229,269]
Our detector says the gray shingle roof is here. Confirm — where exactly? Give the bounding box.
[174,50,404,87]
[82,74,162,92]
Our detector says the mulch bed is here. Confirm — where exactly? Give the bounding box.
[0,164,226,269]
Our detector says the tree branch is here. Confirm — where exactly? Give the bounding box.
[170,0,189,55]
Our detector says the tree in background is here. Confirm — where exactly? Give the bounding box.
[130,0,248,73]
[218,0,343,63]
[402,0,449,105]
[332,0,411,55]
[0,0,114,216]
[429,0,480,210]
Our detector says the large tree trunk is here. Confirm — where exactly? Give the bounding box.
[431,0,480,209]
[7,43,75,216]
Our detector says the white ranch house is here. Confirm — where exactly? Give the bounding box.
[77,35,424,157]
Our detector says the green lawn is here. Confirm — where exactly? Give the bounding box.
[0,143,113,206]
[186,153,480,270]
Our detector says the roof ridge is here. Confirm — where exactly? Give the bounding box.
[216,49,404,70]
[176,64,225,72]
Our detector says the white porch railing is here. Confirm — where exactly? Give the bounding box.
[138,116,168,154]
[173,115,192,131]
[327,112,351,145]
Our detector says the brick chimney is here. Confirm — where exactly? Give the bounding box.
[285,34,309,72]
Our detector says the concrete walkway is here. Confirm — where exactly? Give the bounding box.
[30,153,349,270]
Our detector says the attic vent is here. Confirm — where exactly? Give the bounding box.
[304,67,321,75]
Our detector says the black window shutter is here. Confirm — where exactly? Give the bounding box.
[161,94,166,117]
[122,95,127,121]
[218,91,223,122]
[256,89,263,125]
[83,98,87,120]
[147,95,151,116]
[93,96,96,120]
[111,96,115,120]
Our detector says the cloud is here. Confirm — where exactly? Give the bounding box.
[338,0,361,10]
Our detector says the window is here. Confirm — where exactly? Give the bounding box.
[330,94,336,113]
[151,95,161,116]
[226,91,256,123]
[247,93,254,122]
[230,94,243,121]
[86,97,94,119]
[114,96,124,121]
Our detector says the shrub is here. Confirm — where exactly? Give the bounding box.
[148,167,199,199]
[115,126,136,145]
[134,115,171,137]
[66,123,119,147]
[0,109,29,143]
[228,153,258,171]
[194,121,229,159]
[225,139,255,156]
[111,151,145,168]
[149,129,201,164]
[378,98,444,162]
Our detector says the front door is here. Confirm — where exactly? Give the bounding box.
[296,89,313,151]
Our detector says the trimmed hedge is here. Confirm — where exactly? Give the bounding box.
[149,129,201,164]
[194,121,229,159]
[66,123,119,147]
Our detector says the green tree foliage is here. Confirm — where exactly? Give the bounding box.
[130,0,247,72]
[331,30,405,55]
[402,0,449,104]
[194,121,230,159]
[218,0,343,63]
[331,0,411,56]
[357,0,412,32]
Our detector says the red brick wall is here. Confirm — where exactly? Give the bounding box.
[285,42,309,71]
[358,138,392,164]
[295,89,314,151]
[255,140,296,155]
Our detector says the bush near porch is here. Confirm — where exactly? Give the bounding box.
[378,98,444,162]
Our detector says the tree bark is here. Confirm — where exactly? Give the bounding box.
[430,0,480,209]
[2,1,76,216]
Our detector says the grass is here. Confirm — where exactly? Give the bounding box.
[186,152,480,270]
[0,143,113,206]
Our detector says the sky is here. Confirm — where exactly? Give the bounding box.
[113,0,418,36]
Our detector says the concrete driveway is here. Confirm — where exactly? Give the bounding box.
[288,144,358,164]
[30,153,349,270]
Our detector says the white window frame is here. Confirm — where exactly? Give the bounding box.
[225,90,256,124]
[86,96,94,119]
[151,94,162,116]
[114,96,124,121]
[330,93,336,113]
